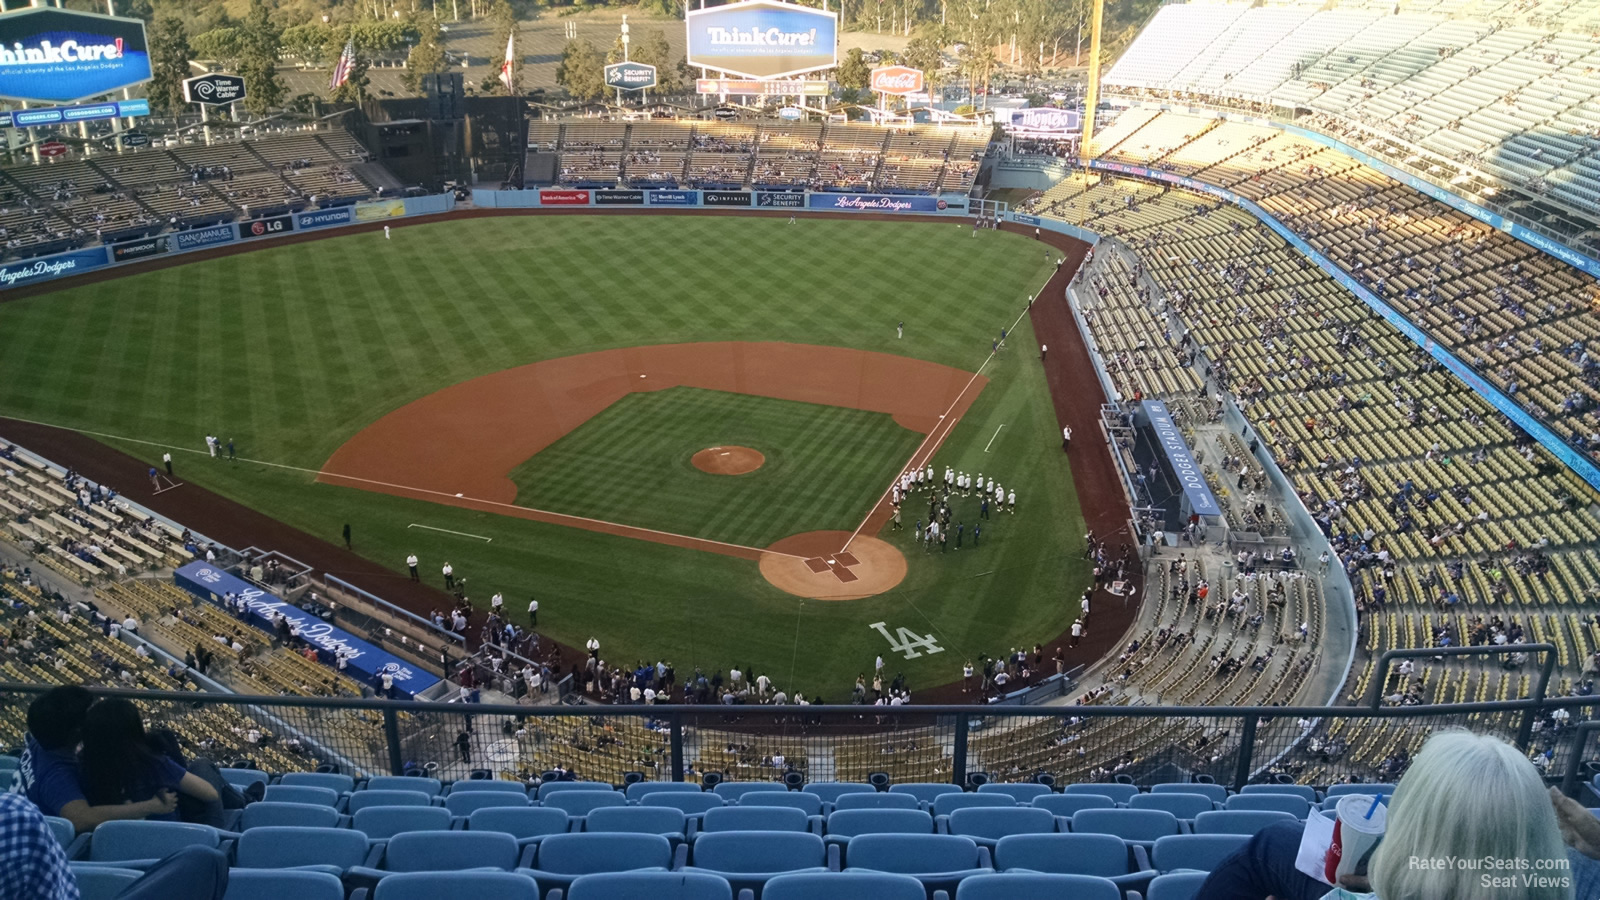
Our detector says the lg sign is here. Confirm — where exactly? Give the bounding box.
[686,0,837,80]
[870,66,924,96]
[0,8,151,103]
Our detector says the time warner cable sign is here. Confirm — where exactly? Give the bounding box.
[686,0,837,80]
[0,8,151,103]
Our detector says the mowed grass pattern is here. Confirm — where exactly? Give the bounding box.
[509,387,923,547]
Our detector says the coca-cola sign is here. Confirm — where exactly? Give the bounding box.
[870,66,924,96]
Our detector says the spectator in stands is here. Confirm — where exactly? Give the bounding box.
[77,698,219,826]
[1195,730,1585,900]
[19,686,176,833]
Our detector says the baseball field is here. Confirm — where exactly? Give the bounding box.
[0,213,1096,699]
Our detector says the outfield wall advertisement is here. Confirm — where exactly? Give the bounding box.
[594,190,645,205]
[686,0,838,80]
[240,214,294,240]
[173,224,236,252]
[648,190,698,206]
[355,199,406,221]
[0,245,111,288]
[296,207,353,230]
[110,235,166,262]
[0,8,152,103]
[1086,157,1600,494]
[808,193,944,212]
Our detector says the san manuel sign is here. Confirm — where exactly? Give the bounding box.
[686,0,837,80]
[604,61,657,90]
[0,8,151,103]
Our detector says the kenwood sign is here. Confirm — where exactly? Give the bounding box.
[686,0,837,80]
[183,73,246,105]
[0,8,151,103]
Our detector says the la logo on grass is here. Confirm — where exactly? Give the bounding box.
[870,622,943,659]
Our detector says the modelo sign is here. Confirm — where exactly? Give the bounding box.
[687,0,837,80]
[0,8,151,103]
[604,61,657,90]
[183,73,246,105]
[870,66,924,96]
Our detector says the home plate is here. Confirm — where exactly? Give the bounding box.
[455,493,463,497]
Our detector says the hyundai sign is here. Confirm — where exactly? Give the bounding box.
[0,8,151,103]
[686,0,837,80]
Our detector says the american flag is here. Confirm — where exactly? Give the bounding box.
[499,32,515,92]
[330,39,355,91]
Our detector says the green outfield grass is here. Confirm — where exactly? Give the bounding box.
[509,387,923,547]
[0,215,1087,698]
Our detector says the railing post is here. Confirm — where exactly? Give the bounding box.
[382,707,404,776]
[952,714,969,787]
[1232,715,1256,792]
[1560,721,1600,798]
[670,712,685,783]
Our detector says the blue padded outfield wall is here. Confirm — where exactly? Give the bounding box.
[1075,157,1600,495]
[472,187,973,214]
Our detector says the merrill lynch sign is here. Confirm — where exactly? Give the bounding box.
[687,0,837,80]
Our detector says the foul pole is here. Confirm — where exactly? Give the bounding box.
[1080,0,1106,156]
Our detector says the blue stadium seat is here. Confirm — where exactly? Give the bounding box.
[626,781,703,802]
[887,783,963,808]
[70,864,143,900]
[543,790,627,821]
[823,809,934,846]
[280,772,355,795]
[701,805,812,834]
[447,791,532,817]
[642,791,726,817]
[372,871,539,900]
[833,792,920,812]
[372,829,523,874]
[1148,870,1210,900]
[683,831,832,898]
[1224,794,1310,818]
[1064,783,1138,805]
[954,872,1121,900]
[585,805,688,841]
[220,768,270,792]
[713,782,791,802]
[1322,783,1395,802]
[742,792,823,817]
[467,806,572,842]
[993,833,1156,891]
[353,806,452,839]
[931,793,1014,819]
[536,781,617,801]
[239,801,342,831]
[763,871,926,900]
[223,868,345,900]
[1239,784,1318,803]
[83,820,228,869]
[347,789,436,814]
[365,776,443,796]
[235,826,373,875]
[945,807,1057,848]
[801,784,876,806]
[975,783,1051,803]
[1192,810,1297,836]
[1032,794,1118,818]
[566,871,732,900]
[1152,783,1228,804]
[449,780,531,795]
[262,785,341,808]
[1130,792,1216,820]
[44,815,74,847]
[1068,809,1180,847]
[1152,834,1249,873]
[518,832,677,897]
[842,834,991,895]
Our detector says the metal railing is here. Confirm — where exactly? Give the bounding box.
[0,683,1588,793]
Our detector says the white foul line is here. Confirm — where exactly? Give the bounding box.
[983,424,1006,453]
[408,523,492,542]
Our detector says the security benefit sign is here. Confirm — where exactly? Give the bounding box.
[182,73,246,106]
[0,8,151,103]
[687,0,838,80]
[604,61,657,91]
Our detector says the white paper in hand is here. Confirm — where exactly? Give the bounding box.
[1295,812,1336,885]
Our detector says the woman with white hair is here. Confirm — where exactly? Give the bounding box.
[1196,729,1589,900]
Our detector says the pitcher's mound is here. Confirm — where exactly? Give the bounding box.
[760,530,907,601]
[692,445,765,475]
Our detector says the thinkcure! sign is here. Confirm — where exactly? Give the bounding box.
[183,73,246,105]
[870,66,924,96]
[686,0,838,80]
[0,8,151,103]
